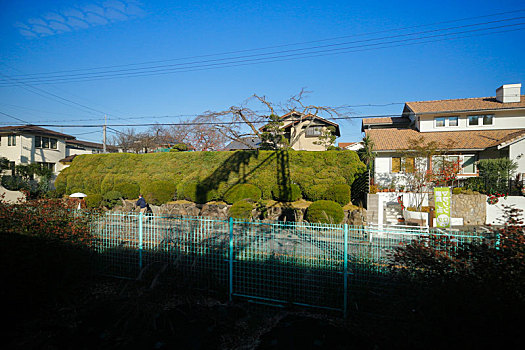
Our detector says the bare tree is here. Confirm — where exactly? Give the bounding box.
[197,90,348,149]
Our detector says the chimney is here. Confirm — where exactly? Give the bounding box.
[496,83,521,103]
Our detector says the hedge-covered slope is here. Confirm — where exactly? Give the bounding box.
[55,150,365,204]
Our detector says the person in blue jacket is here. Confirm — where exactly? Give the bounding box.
[136,194,147,215]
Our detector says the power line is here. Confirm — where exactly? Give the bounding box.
[7,8,525,78]
[0,111,29,124]
[1,19,524,85]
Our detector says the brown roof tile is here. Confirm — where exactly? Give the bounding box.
[361,116,410,125]
[365,128,525,151]
[0,125,75,139]
[405,95,525,114]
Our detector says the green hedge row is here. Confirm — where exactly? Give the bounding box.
[56,150,365,206]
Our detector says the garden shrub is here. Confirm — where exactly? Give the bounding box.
[229,200,254,219]
[114,182,140,199]
[305,200,344,224]
[223,183,262,204]
[271,183,301,202]
[56,150,366,205]
[141,180,176,205]
[102,190,122,209]
[325,184,351,206]
[303,184,330,202]
[85,193,103,208]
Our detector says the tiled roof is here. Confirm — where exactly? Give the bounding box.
[405,95,525,114]
[66,139,103,149]
[59,155,77,163]
[338,142,355,148]
[361,116,411,126]
[0,125,75,139]
[224,137,261,150]
[365,128,525,151]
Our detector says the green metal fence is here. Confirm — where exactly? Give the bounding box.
[90,211,484,316]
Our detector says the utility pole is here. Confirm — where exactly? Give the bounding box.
[103,114,107,153]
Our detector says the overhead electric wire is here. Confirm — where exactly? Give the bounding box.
[7,8,525,78]
[0,111,29,124]
[1,17,524,85]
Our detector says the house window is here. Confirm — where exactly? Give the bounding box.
[435,117,445,127]
[404,157,415,173]
[462,155,476,174]
[449,116,459,127]
[482,115,494,125]
[392,157,401,173]
[8,135,16,146]
[305,126,322,137]
[35,136,58,149]
[9,161,15,176]
[468,116,479,126]
[37,162,55,172]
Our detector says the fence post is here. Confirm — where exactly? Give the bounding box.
[138,212,143,270]
[343,224,348,318]
[229,217,234,302]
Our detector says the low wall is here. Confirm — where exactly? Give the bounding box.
[115,200,367,225]
[486,196,525,225]
[0,185,25,203]
[451,194,486,226]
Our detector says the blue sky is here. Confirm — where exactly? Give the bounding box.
[0,0,524,144]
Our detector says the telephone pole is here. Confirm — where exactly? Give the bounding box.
[103,114,107,153]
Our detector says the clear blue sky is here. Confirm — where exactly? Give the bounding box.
[1,0,524,144]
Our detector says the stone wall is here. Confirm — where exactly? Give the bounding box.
[451,194,486,226]
[116,200,367,225]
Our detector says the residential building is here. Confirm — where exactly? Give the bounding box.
[224,137,261,151]
[338,142,363,151]
[279,112,340,151]
[0,125,113,175]
[363,83,525,188]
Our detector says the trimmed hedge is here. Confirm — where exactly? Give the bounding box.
[141,180,176,205]
[305,200,344,224]
[102,190,122,209]
[114,182,140,199]
[85,194,103,208]
[223,183,262,204]
[271,183,301,202]
[304,184,351,206]
[229,200,254,219]
[56,151,365,205]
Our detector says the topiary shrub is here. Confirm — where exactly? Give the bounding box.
[325,184,351,206]
[101,190,122,209]
[303,184,330,202]
[85,193,103,208]
[223,183,262,204]
[177,181,218,204]
[114,182,140,199]
[271,183,302,202]
[305,200,344,224]
[141,180,176,205]
[229,200,254,220]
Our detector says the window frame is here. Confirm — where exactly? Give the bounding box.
[435,117,446,128]
[8,134,16,146]
[482,114,494,126]
[305,126,323,138]
[391,157,401,173]
[468,116,479,126]
[448,116,459,127]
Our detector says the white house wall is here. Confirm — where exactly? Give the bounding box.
[509,138,525,174]
[486,196,525,225]
[417,109,525,132]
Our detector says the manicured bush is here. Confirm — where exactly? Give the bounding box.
[85,193,103,208]
[229,200,254,220]
[177,181,218,204]
[271,183,301,202]
[303,184,330,202]
[141,180,176,205]
[56,150,366,205]
[102,190,122,209]
[223,183,262,204]
[114,182,140,199]
[325,184,351,206]
[305,200,344,224]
